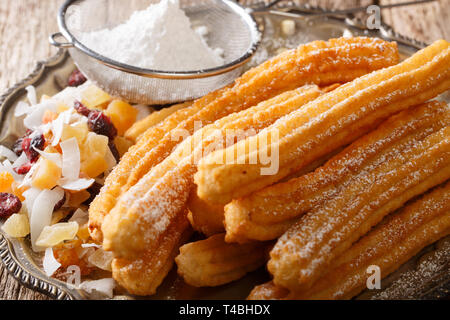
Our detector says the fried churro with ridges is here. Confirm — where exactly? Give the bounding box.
[89,37,399,243]
[125,101,192,143]
[225,101,450,243]
[188,187,227,236]
[248,182,450,300]
[188,146,344,236]
[102,86,323,258]
[111,210,193,296]
[175,233,271,287]
[268,124,450,292]
[291,182,450,300]
[195,40,450,205]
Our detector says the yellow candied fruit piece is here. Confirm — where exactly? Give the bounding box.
[114,136,133,158]
[77,223,90,241]
[32,158,62,190]
[61,122,89,146]
[87,248,113,271]
[2,213,30,238]
[105,100,139,136]
[35,221,79,248]
[81,85,111,109]
[0,171,14,192]
[67,190,91,207]
[81,152,108,178]
[84,132,108,156]
[53,240,93,275]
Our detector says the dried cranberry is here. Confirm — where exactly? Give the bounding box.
[15,162,32,175]
[22,133,45,163]
[74,100,91,117]
[108,141,120,162]
[12,130,33,156]
[54,191,66,211]
[0,193,22,218]
[68,69,87,87]
[88,111,117,140]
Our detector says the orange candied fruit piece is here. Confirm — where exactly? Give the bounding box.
[105,100,138,136]
[53,239,93,276]
[0,171,14,192]
[11,182,27,201]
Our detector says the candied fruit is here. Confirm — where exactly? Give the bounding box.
[105,100,138,136]
[11,182,27,201]
[67,190,90,207]
[0,171,14,192]
[114,136,133,158]
[84,132,109,156]
[32,158,62,190]
[81,152,108,178]
[36,221,79,247]
[53,240,93,276]
[77,222,90,241]
[81,85,111,109]
[2,212,30,237]
[0,193,22,218]
[61,122,89,145]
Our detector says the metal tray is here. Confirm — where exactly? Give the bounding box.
[0,5,449,300]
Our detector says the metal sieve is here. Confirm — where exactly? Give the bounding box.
[49,0,262,105]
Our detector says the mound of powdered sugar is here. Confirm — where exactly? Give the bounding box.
[80,0,224,71]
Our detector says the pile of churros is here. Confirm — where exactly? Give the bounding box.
[88,37,450,298]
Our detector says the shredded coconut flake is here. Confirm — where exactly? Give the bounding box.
[43,248,61,277]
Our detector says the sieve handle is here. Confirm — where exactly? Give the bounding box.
[49,32,74,49]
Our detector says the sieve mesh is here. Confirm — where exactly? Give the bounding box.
[61,0,261,104]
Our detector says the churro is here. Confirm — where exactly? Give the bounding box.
[175,233,271,287]
[268,123,450,292]
[124,101,192,143]
[111,210,192,296]
[188,187,227,236]
[225,101,450,242]
[195,40,450,205]
[291,182,450,300]
[247,281,288,300]
[89,37,399,243]
[248,182,450,300]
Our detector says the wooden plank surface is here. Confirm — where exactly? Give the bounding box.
[0,0,449,300]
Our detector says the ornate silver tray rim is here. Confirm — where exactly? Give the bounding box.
[0,4,447,300]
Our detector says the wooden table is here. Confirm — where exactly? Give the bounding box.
[0,0,448,300]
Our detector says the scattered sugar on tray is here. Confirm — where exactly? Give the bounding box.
[80,0,223,71]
